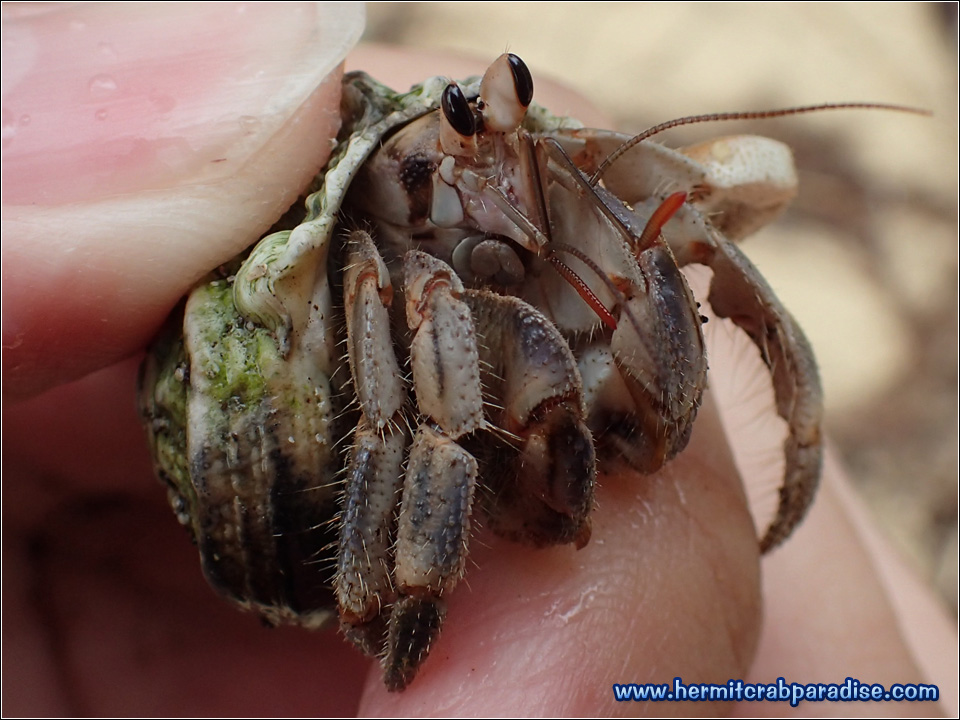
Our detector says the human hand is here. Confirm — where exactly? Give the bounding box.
[3,4,954,716]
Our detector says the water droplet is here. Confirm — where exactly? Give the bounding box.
[238,115,260,135]
[97,41,117,59]
[88,74,118,100]
[2,108,16,150]
[95,108,108,121]
[149,92,176,114]
[4,330,24,350]
[69,19,86,32]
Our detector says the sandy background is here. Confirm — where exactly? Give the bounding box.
[360,2,958,610]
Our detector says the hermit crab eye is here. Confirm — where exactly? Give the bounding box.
[441,83,476,137]
[440,82,479,156]
[479,53,534,132]
[507,53,534,107]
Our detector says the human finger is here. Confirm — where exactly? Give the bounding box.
[358,393,762,715]
[735,450,955,717]
[1,2,363,402]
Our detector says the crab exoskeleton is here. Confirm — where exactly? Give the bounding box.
[139,54,822,690]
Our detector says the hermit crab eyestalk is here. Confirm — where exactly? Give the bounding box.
[440,82,478,156]
[479,52,533,132]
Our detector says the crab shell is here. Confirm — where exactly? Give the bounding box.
[139,56,822,690]
[139,72,457,622]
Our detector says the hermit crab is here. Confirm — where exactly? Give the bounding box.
[140,53,854,690]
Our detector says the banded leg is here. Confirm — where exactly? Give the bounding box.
[381,251,485,690]
[335,231,408,651]
[386,427,478,691]
[337,421,407,653]
[464,290,596,549]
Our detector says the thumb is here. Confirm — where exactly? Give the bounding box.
[358,393,762,715]
[1,2,363,402]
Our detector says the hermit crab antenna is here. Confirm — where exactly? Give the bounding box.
[589,102,931,185]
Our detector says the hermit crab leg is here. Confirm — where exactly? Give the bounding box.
[336,231,409,652]
[402,252,485,438]
[341,232,405,431]
[387,426,478,691]
[463,290,596,549]
[382,253,598,688]
[381,251,486,690]
[337,421,407,654]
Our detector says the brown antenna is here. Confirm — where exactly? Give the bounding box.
[589,102,931,186]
